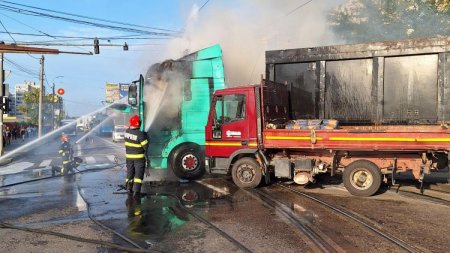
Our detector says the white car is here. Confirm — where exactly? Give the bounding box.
[112,125,127,142]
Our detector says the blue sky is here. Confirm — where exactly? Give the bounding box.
[1,0,204,116]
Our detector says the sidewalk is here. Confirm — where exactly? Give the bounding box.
[0,135,38,165]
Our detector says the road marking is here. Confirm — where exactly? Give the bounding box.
[85,156,96,164]
[39,159,52,167]
[0,162,34,175]
[76,144,82,156]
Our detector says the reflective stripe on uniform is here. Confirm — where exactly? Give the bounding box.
[59,150,63,153]
[126,154,145,159]
[63,160,70,164]
[125,142,142,147]
[61,168,64,173]
[140,139,148,146]
[133,178,142,184]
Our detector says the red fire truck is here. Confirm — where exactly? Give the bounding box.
[204,37,450,196]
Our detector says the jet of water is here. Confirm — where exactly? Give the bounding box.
[75,114,115,144]
[0,100,124,163]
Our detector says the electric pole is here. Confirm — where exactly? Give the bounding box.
[52,83,55,131]
[38,55,44,137]
[0,53,4,155]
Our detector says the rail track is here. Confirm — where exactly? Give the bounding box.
[275,183,418,253]
[250,188,345,253]
[391,186,450,207]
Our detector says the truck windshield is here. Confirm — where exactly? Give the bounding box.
[214,94,246,124]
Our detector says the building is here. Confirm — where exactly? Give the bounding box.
[13,81,38,119]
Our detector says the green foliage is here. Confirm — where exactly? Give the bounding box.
[17,88,54,125]
[329,0,450,43]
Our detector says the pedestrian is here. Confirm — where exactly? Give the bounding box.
[12,127,16,140]
[58,134,73,175]
[5,127,10,145]
[124,115,149,199]
[20,127,25,141]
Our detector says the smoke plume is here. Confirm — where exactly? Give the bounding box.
[164,0,344,85]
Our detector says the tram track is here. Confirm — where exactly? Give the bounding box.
[391,187,450,207]
[275,183,418,253]
[250,188,345,253]
[212,178,345,252]
[132,192,254,253]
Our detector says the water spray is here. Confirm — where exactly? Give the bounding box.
[75,115,115,144]
[0,100,125,163]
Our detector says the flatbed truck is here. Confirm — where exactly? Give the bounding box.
[204,36,450,196]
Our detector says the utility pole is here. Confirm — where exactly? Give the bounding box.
[0,53,4,155]
[38,55,44,137]
[52,83,55,130]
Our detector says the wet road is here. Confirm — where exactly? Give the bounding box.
[1,133,450,252]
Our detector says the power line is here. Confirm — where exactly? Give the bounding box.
[0,4,180,36]
[286,0,314,16]
[0,19,15,43]
[0,12,56,38]
[0,0,179,33]
[0,31,172,40]
[199,0,211,12]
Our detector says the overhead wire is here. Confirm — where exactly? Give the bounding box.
[0,0,179,33]
[0,18,16,43]
[0,4,179,37]
[286,0,314,16]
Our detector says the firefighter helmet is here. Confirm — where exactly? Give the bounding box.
[61,134,68,142]
[129,115,141,128]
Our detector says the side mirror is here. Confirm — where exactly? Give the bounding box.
[128,83,137,106]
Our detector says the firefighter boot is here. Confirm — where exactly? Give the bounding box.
[126,182,133,195]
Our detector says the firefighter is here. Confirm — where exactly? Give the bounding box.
[124,115,149,198]
[58,134,73,175]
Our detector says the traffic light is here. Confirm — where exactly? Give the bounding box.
[94,38,100,54]
[1,96,9,112]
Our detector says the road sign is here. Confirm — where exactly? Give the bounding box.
[57,88,65,96]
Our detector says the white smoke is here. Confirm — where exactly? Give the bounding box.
[164,0,345,85]
[142,0,345,130]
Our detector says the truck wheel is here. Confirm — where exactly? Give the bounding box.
[231,157,262,189]
[170,144,205,180]
[343,160,382,197]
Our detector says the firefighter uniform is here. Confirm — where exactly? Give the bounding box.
[124,127,149,195]
[58,137,73,175]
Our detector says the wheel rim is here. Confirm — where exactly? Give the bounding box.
[349,168,373,190]
[182,153,198,171]
[236,163,256,183]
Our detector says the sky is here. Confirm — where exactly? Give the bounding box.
[1,0,345,117]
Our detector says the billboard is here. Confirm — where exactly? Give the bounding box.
[119,83,129,99]
[105,83,120,103]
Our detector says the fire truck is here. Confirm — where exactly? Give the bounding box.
[204,36,450,196]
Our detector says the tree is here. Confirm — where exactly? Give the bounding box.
[17,88,53,125]
[329,0,450,43]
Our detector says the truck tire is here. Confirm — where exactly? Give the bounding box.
[170,144,205,180]
[231,157,262,189]
[343,160,382,197]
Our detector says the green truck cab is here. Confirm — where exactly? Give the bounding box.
[131,45,225,180]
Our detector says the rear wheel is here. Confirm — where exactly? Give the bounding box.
[343,160,382,197]
[170,144,205,180]
[231,157,262,189]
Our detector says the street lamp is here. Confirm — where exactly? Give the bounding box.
[52,76,63,130]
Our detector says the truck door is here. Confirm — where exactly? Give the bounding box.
[207,90,257,157]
